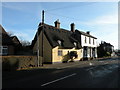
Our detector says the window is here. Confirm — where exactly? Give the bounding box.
[0,46,8,55]
[89,37,91,44]
[0,46,2,55]
[0,34,2,41]
[57,40,62,46]
[93,39,94,45]
[58,50,62,56]
[2,46,8,55]
[85,36,87,43]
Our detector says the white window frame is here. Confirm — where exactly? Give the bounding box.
[58,50,62,56]
[57,40,62,46]
[0,46,2,55]
[0,46,8,55]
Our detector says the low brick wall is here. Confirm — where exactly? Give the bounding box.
[2,56,37,71]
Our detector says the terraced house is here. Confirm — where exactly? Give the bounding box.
[73,29,97,60]
[32,20,97,64]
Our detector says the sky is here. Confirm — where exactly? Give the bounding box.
[1,1,118,49]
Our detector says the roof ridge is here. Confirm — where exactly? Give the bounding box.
[43,23,71,32]
[75,29,97,39]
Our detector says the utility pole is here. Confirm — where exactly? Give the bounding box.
[37,27,39,67]
[41,10,44,66]
[37,10,44,67]
[42,10,44,24]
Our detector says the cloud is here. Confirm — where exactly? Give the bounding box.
[14,30,36,42]
[76,13,118,49]
[5,27,36,42]
[2,3,23,11]
[80,14,118,26]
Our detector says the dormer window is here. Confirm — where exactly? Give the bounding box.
[57,40,62,46]
[74,42,77,47]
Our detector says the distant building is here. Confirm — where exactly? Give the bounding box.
[10,36,22,55]
[97,41,114,57]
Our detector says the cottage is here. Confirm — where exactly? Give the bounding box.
[32,20,82,64]
[32,20,98,64]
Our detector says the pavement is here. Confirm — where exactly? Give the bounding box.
[19,56,119,70]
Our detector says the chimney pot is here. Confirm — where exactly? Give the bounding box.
[54,19,60,28]
[86,31,90,34]
[71,23,75,32]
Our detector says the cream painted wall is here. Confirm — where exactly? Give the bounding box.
[52,46,82,63]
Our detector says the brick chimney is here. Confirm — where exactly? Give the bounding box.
[86,31,90,34]
[71,23,75,32]
[54,19,60,28]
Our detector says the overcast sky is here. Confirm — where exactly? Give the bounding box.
[1,1,118,49]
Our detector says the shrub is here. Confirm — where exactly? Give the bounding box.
[69,51,78,59]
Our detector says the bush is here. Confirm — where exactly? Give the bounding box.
[69,51,78,59]
[106,52,111,56]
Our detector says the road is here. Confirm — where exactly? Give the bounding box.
[2,57,120,89]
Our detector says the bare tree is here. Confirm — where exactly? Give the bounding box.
[7,31,14,37]
[20,40,31,46]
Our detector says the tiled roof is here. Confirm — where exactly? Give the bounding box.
[0,25,14,45]
[75,30,97,39]
[11,36,22,46]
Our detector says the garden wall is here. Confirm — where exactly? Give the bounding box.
[2,56,38,71]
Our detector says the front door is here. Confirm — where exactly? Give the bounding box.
[83,47,87,58]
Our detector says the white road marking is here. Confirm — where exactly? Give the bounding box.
[89,62,93,66]
[104,62,109,64]
[86,66,97,71]
[41,73,76,86]
[99,61,104,62]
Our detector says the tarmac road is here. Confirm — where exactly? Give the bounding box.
[2,57,120,89]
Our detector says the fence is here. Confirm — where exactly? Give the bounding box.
[2,56,38,71]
